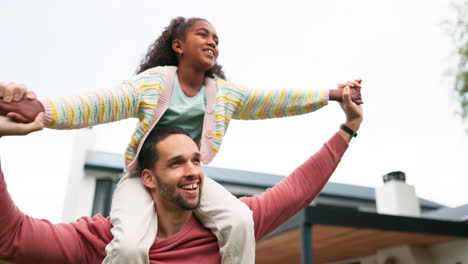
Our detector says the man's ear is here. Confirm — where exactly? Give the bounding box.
[141,169,157,190]
[172,39,183,55]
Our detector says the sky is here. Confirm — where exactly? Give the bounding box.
[1,0,467,222]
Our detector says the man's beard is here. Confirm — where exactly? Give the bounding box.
[156,176,201,210]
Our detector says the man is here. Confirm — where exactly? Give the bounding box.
[0,85,362,264]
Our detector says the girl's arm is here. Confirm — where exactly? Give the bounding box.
[0,70,164,129]
[232,80,362,120]
[233,86,328,120]
[40,81,143,129]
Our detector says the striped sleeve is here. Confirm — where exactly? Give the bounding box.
[233,86,329,120]
[41,70,163,129]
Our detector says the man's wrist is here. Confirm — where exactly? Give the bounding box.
[340,124,358,138]
[343,120,361,133]
[338,122,361,142]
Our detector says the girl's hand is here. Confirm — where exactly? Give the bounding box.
[330,79,363,105]
[0,99,44,123]
[0,82,43,123]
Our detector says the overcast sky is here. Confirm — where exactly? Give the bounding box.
[1,0,467,222]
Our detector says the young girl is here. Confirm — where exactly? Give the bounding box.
[0,17,362,264]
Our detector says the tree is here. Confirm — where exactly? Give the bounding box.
[449,1,468,121]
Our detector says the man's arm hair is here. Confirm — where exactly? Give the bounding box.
[240,133,348,240]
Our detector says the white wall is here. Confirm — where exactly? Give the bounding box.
[324,255,377,264]
[0,127,102,223]
[61,128,96,222]
[324,240,468,264]
[376,245,433,264]
[0,129,77,223]
[430,239,468,264]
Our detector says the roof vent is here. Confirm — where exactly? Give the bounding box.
[383,171,406,183]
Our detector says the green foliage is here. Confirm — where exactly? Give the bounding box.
[448,1,468,120]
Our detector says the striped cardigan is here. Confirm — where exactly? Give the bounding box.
[40,66,329,174]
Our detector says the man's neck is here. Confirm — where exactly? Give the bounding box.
[176,66,205,97]
[155,204,194,241]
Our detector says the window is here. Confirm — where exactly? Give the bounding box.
[92,178,118,217]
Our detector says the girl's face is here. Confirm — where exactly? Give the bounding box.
[176,20,219,72]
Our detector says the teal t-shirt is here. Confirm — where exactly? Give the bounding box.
[155,76,206,143]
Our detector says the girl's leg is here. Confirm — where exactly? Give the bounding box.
[195,176,255,264]
[102,175,157,264]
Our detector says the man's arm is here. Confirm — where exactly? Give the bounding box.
[0,161,87,263]
[241,85,363,239]
[240,132,348,239]
[0,116,113,263]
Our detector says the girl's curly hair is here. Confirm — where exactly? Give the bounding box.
[137,17,226,80]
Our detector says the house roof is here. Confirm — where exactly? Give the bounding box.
[84,151,445,210]
[423,204,468,222]
[203,166,444,209]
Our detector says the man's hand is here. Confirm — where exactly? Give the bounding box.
[329,79,363,105]
[339,86,363,142]
[0,82,44,123]
[0,82,37,102]
[0,112,44,137]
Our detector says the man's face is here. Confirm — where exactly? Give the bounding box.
[152,134,203,210]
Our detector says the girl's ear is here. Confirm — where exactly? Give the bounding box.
[141,169,157,190]
[172,39,183,55]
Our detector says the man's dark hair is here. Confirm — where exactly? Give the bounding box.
[137,126,191,174]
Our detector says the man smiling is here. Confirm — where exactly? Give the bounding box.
[137,127,207,242]
[0,85,363,263]
[141,129,203,212]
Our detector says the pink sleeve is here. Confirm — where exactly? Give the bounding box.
[0,161,87,264]
[240,132,348,240]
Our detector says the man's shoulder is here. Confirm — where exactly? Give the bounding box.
[70,214,113,242]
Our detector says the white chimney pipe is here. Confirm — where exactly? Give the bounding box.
[375,171,421,217]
